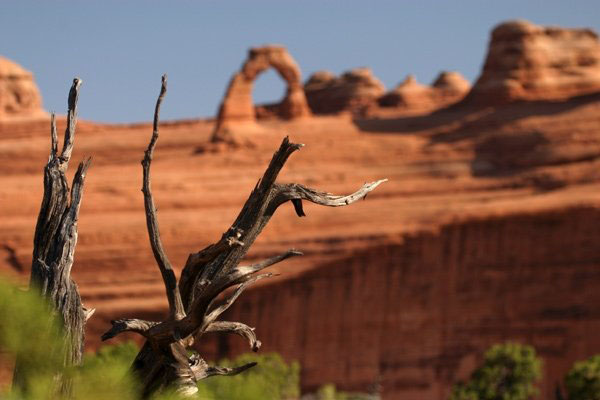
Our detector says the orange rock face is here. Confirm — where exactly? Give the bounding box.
[431,71,471,103]
[202,208,600,400]
[304,67,385,115]
[0,57,47,121]
[212,45,311,143]
[378,72,470,111]
[468,20,600,104]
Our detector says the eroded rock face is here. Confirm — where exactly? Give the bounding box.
[202,208,600,400]
[0,57,47,121]
[378,72,470,110]
[304,67,385,115]
[212,45,311,143]
[468,20,600,104]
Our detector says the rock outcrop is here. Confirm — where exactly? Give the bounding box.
[431,71,471,102]
[212,45,311,143]
[0,56,46,121]
[378,72,470,111]
[304,67,385,115]
[468,20,600,104]
[201,207,600,400]
[378,74,434,109]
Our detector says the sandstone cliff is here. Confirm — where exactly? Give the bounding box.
[202,207,600,400]
[467,20,600,104]
[0,56,47,121]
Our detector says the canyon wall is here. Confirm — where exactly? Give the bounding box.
[201,207,600,400]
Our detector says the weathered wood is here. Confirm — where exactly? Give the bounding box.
[141,74,185,321]
[204,321,261,352]
[102,75,386,397]
[13,78,91,391]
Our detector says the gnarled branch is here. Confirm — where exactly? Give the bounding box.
[141,74,185,321]
[101,319,159,341]
[203,273,275,327]
[205,321,261,352]
[110,76,387,397]
[272,180,388,217]
[189,355,257,381]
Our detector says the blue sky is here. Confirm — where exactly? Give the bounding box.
[2,1,599,123]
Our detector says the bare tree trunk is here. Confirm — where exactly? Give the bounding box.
[13,79,93,392]
[102,75,386,397]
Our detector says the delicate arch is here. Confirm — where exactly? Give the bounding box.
[212,45,311,143]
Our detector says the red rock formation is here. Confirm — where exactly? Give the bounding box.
[304,67,385,115]
[212,45,311,143]
[378,74,434,109]
[431,71,471,103]
[0,56,47,121]
[468,20,600,104]
[378,72,470,111]
[202,207,600,400]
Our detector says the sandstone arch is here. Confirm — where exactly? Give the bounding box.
[212,45,311,143]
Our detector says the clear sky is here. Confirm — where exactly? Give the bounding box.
[2,1,599,123]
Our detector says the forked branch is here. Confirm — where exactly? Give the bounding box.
[141,74,185,321]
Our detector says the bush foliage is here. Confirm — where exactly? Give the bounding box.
[196,353,300,400]
[0,278,301,399]
[450,342,542,400]
[565,354,600,400]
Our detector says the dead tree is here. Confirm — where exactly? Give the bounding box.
[13,78,93,389]
[101,75,386,397]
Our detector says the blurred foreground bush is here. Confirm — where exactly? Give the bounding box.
[196,352,300,399]
[0,277,303,399]
[307,383,378,400]
[450,342,542,400]
[564,354,600,400]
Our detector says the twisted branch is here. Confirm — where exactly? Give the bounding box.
[205,321,261,352]
[141,74,185,320]
[101,319,159,341]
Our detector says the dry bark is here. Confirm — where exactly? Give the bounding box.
[13,78,92,390]
[102,75,386,397]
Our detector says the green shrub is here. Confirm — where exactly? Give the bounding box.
[313,383,376,400]
[565,354,600,400]
[197,352,300,400]
[0,279,144,399]
[450,342,542,400]
[0,279,65,397]
[0,277,300,399]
